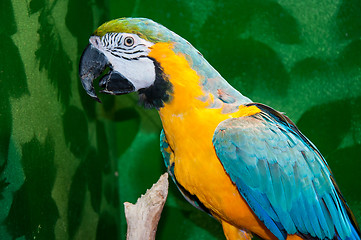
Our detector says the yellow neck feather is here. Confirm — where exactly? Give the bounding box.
[148,42,210,115]
[148,42,261,150]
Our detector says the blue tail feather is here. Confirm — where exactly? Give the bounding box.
[348,224,360,240]
[337,221,361,240]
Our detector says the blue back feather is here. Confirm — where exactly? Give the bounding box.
[212,104,360,240]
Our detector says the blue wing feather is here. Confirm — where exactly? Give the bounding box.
[212,104,360,240]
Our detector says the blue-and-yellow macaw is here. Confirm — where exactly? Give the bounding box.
[79,18,360,240]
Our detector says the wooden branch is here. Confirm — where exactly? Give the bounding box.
[124,173,169,240]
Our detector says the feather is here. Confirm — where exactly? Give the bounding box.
[212,106,357,239]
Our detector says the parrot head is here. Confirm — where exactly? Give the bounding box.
[79,17,189,108]
[80,17,251,110]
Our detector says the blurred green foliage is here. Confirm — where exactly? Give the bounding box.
[0,0,360,239]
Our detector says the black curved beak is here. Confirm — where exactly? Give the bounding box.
[79,43,136,102]
[99,71,135,95]
[79,44,107,102]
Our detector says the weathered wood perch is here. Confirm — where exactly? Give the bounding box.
[124,173,169,240]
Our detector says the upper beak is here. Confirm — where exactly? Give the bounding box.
[79,42,136,102]
[79,44,107,102]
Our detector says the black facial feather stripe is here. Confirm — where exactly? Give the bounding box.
[109,51,148,61]
[101,33,148,59]
[111,48,145,55]
[117,35,123,45]
[126,43,146,50]
[138,57,173,109]
[120,50,144,55]
[113,44,147,51]
[113,46,127,51]
[102,32,123,47]
[121,55,149,61]
[121,56,133,60]
[131,43,146,49]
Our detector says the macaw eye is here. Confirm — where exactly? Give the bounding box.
[124,36,134,47]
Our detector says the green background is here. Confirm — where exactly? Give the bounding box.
[1,0,360,239]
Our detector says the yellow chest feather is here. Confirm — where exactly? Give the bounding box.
[149,42,276,239]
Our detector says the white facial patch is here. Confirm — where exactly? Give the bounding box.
[89,33,156,91]
[108,54,156,90]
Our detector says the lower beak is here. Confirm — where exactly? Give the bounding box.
[99,71,135,95]
[79,44,136,102]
